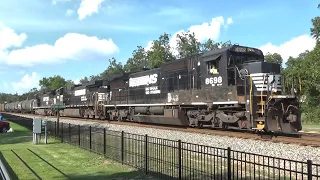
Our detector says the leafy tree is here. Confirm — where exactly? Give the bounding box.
[310,4,320,41]
[89,75,100,81]
[124,46,148,73]
[264,52,283,65]
[18,88,39,101]
[0,93,20,103]
[176,31,202,58]
[201,38,220,53]
[100,57,125,78]
[79,77,89,84]
[220,40,233,48]
[39,75,67,92]
[147,33,175,68]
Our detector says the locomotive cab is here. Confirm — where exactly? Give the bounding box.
[200,45,302,133]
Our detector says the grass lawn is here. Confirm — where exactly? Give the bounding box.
[0,120,158,180]
[302,124,320,132]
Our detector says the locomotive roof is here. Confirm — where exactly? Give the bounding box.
[129,68,161,78]
[103,73,129,81]
[201,45,263,58]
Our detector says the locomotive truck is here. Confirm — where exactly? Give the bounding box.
[1,44,302,134]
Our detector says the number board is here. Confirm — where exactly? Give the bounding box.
[205,76,223,86]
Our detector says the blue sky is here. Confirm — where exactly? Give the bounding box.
[0,0,318,94]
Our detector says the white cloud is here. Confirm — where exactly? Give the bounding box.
[181,16,231,43]
[170,16,232,55]
[0,23,119,66]
[73,78,81,85]
[155,7,186,16]
[259,35,316,63]
[226,17,233,25]
[144,16,233,56]
[0,23,27,50]
[11,72,41,95]
[77,0,105,20]
[66,9,74,16]
[3,82,9,89]
[145,41,154,52]
[52,0,71,5]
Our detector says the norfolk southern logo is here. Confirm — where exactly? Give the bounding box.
[129,74,158,87]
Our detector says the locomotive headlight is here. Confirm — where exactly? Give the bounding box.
[272,87,277,93]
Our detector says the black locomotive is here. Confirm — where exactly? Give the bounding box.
[2,44,302,133]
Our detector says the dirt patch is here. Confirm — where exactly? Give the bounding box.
[103,160,110,165]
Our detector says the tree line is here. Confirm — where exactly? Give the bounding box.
[0,4,319,123]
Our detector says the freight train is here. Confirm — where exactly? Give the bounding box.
[0,45,302,133]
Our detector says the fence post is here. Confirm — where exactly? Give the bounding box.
[61,122,63,143]
[54,121,56,138]
[69,123,71,143]
[78,124,80,147]
[145,134,148,174]
[227,147,231,180]
[178,140,182,180]
[104,128,106,156]
[121,131,124,164]
[89,126,92,151]
[307,160,312,180]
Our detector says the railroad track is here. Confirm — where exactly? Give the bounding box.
[3,112,320,147]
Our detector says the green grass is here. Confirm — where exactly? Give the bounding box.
[302,123,320,132]
[0,120,158,180]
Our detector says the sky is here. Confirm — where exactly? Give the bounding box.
[0,0,318,94]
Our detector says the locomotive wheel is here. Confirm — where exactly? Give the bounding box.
[197,122,203,129]
[264,109,280,132]
[279,119,296,133]
[99,115,106,120]
[237,120,248,129]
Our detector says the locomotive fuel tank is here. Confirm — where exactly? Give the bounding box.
[134,107,148,114]
[149,106,164,115]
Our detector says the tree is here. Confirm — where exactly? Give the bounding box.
[89,75,100,81]
[100,57,125,78]
[264,52,283,65]
[220,40,232,48]
[310,4,320,41]
[39,75,67,92]
[201,38,220,53]
[79,77,89,84]
[147,33,175,68]
[66,80,74,87]
[19,88,39,100]
[176,31,202,58]
[124,46,148,73]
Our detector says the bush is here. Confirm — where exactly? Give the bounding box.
[303,105,320,124]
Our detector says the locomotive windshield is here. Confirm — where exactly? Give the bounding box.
[228,46,264,67]
[229,52,263,67]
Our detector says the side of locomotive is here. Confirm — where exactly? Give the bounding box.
[51,79,109,119]
[0,44,302,134]
[104,45,302,133]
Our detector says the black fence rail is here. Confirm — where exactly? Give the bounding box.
[4,115,320,180]
[0,152,11,180]
[42,121,320,180]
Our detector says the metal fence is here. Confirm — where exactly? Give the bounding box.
[0,152,11,180]
[39,121,319,180]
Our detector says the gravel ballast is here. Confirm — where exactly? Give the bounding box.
[17,114,320,165]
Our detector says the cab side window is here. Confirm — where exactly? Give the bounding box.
[207,60,219,75]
